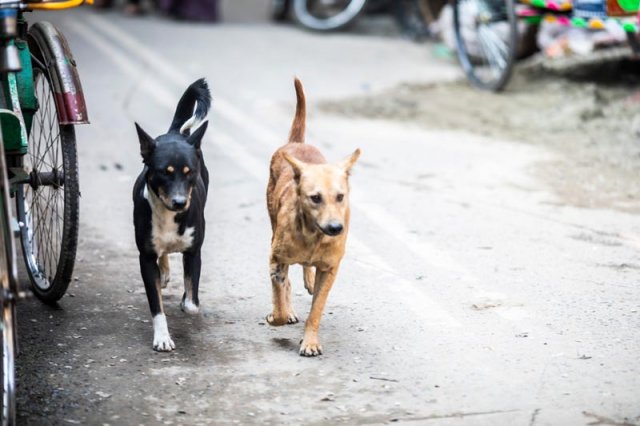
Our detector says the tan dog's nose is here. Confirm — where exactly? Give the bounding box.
[323,222,343,236]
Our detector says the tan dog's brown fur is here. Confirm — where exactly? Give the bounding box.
[266,78,360,356]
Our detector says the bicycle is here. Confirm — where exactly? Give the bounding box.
[0,0,92,423]
[452,0,640,90]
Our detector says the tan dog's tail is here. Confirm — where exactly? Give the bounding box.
[288,78,306,144]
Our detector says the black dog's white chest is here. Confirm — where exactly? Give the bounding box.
[145,186,195,256]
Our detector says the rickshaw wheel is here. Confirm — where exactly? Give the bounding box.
[15,58,80,304]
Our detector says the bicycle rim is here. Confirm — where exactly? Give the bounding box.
[453,0,517,91]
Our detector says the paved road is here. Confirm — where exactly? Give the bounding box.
[15,7,640,426]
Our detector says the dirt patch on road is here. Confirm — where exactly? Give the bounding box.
[321,61,640,213]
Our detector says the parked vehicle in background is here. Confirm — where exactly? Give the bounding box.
[452,0,640,91]
[292,0,369,31]
[272,0,444,37]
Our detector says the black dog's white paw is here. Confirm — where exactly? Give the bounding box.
[180,298,200,315]
[153,335,175,352]
[153,314,175,352]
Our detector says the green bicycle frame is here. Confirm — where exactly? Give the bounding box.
[0,11,89,159]
[0,12,36,156]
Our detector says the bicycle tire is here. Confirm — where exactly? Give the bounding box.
[453,0,518,91]
[292,0,368,31]
[0,143,17,426]
[0,297,15,426]
[15,60,80,304]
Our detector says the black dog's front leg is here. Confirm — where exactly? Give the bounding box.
[181,250,201,315]
[140,253,175,351]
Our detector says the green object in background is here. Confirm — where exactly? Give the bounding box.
[571,16,588,27]
[617,0,639,12]
[432,43,454,60]
[531,0,547,8]
[524,15,543,23]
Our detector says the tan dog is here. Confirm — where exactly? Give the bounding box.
[266,78,360,356]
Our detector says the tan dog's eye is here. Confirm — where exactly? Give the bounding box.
[166,166,175,174]
[183,167,191,175]
[310,194,322,204]
[336,194,344,202]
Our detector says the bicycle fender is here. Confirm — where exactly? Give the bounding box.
[27,22,89,125]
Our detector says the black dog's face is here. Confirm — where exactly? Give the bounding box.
[148,141,199,212]
[136,122,208,212]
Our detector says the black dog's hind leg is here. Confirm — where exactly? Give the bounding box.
[140,253,175,351]
[181,251,201,315]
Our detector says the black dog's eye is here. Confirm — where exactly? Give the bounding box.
[336,194,344,202]
[310,194,322,204]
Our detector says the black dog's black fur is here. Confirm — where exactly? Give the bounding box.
[133,79,211,351]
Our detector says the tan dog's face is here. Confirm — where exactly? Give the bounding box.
[284,149,361,237]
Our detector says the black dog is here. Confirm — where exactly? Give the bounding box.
[133,79,211,351]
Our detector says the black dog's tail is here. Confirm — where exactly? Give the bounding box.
[168,78,212,135]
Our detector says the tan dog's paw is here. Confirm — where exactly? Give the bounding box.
[266,311,299,326]
[299,338,323,357]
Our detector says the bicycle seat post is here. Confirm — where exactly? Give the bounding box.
[0,8,21,72]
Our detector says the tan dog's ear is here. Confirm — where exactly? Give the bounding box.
[338,148,361,175]
[282,152,306,180]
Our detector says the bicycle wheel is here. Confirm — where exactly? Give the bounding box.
[0,292,15,426]
[453,0,518,91]
[0,146,17,425]
[15,59,80,304]
[292,0,368,31]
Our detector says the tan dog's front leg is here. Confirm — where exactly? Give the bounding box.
[266,260,299,326]
[300,267,337,356]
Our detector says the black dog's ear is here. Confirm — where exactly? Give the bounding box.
[186,121,208,150]
[135,122,155,163]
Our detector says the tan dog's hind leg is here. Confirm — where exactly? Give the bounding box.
[159,255,170,289]
[300,268,337,356]
[267,261,299,326]
[303,266,315,295]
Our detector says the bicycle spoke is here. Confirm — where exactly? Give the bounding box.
[481,25,508,68]
[478,25,504,77]
[25,75,65,286]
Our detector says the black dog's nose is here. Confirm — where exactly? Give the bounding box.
[172,197,187,210]
[324,222,343,236]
